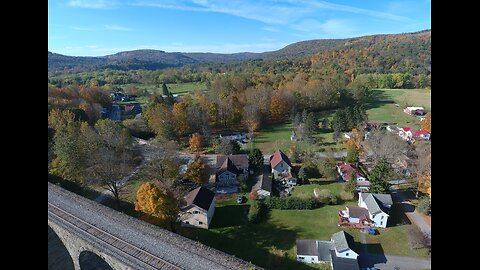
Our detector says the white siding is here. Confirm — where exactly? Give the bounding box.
[370,212,389,228]
[179,205,209,229]
[358,195,367,208]
[218,171,237,185]
[272,160,291,176]
[348,217,360,224]
[256,189,271,198]
[296,255,319,263]
[335,249,358,259]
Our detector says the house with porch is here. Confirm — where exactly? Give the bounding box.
[270,150,297,186]
[358,193,393,228]
[296,231,359,270]
[179,186,215,229]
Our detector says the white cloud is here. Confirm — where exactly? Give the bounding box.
[104,24,135,31]
[68,0,116,9]
[72,26,97,31]
[291,19,356,38]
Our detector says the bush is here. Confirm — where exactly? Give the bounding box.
[318,189,338,205]
[340,191,355,201]
[248,200,267,223]
[416,196,431,215]
[264,196,320,210]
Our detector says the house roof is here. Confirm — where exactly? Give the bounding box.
[217,157,239,176]
[330,250,360,270]
[357,181,370,187]
[317,240,335,262]
[401,127,412,132]
[270,150,292,168]
[337,162,366,179]
[413,129,429,135]
[347,206,370,220]
[331,231,355,253]
[362,193,393,214]
[252,173,272,193]
[216,155,249,172]
[296,240,318,256]
[183,186,215,211]
[406,107,424,111]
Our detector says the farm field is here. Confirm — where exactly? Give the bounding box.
[366,88,431,129]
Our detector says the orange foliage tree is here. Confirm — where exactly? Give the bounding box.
[270,90,291,120]
[134,181,180,231]
[185,156,210,184]
[172,101,189,136]
[420,112,431,133]
[189,133,203,152]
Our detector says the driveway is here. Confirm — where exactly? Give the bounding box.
[391,190,431,238]
[359,253,431,270]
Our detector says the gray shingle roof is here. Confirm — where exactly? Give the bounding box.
[296,240,318,256]
[363,193,393,214]
[317,240,335,262]
[252,174,272,193]
[183,186,215,211]
[331,231,355,253]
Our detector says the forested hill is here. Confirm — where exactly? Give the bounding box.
[48,30,430,74]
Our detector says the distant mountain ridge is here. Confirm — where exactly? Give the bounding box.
[48,30,430,73]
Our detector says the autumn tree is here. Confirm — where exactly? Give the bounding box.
[420,112,431,133]
[346,144,360,164]
[48,108,75,131]
[316,149,337,179]
[362,129,407,164]
[189,133,203,152]
[135,181,180,231]
[216,140,241,155]
[248,148,264,173]
[144,103,176,139]
[185,156,210,184]
[270,90,292,121]
[172,101,190,136]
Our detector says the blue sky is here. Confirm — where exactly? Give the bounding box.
[48,0,431,56]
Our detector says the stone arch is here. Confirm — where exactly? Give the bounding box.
[79,250,114,270]
[48,225,74,270]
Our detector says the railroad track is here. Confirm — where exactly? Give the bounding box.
[48,202,183,270]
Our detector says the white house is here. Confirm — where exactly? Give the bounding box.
[179,186,215,229]
[296,231,359,270]
[398,127,413,141]
[358,193,393,228]
[404,106,425,116]
[252,173,272,198]
[270,150,297,186]
[331,231,359,260]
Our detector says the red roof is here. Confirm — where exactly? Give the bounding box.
[270,150,292,168]
[402,127,412,132]
[337,162,366,180]
[413,129,428,135]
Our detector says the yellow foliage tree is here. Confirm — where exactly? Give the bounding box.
[189,133,203,152]
[420,112,431,133]
[345,128,363,154]
[270,90,290,120]
[135,181,180,231]
[172,101,189,136]
[186,156,210,184]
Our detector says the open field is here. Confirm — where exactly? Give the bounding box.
[366,88,431,129]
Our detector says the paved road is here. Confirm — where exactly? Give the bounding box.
[391,190,431,238]
[359,253,431,270]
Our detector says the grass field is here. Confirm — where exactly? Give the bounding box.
[118,82,207,97]
[366,88,431,129]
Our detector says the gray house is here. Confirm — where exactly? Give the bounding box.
[215,155,249,193]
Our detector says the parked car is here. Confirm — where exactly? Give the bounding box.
[236,195,245,204]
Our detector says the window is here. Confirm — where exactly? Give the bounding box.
[193,211,199,214]
[372,214,375,219]
[185,221,189,224]
[346,253,349,256]
[381,216,384,220]
[199,221,203,225]
[298,257,305,260]
[380,221,383,225]
[311,258,314,261]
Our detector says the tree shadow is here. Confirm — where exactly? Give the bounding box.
[210,205,250,228]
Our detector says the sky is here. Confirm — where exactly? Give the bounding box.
[48,0,431,56]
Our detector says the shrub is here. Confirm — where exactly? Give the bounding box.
[264,196,320,210]
[248,200,267,223]
[340,191,355,201]
[318,189,338,205]
[249,190,258,201]
[416,196,431,215]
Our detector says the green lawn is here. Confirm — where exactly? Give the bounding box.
[117,82,207,97]
[291,181,343,199]
[366,88,431,129]
[252,117,345,155]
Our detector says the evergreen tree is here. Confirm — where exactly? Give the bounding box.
[368,158,392,193]
[298,166,307,184]
[345,172,358,195]
[346,144,360,164]
[248,148,264,173]
[162,83,169,96]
